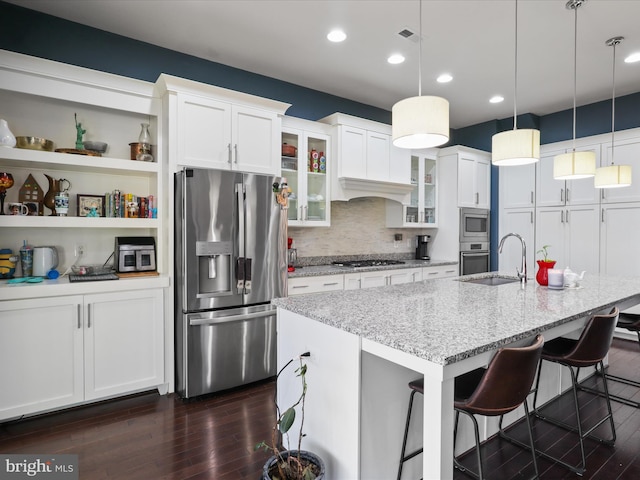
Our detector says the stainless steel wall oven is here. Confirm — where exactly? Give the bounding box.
[459,208,490,275]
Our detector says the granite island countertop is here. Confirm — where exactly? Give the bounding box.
[288,259,457,278]
[272,273,640,366]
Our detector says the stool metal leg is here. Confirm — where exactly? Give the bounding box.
[497,401,540,480]
[453,408,483,480]
[532,360,616,475]
[397,389,423,480]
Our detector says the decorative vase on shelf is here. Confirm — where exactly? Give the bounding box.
[0,119,16,148]
[136,123,153,162]
[536,260,557,286]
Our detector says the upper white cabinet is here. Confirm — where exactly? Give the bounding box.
[318,113,412,202]
[500,163,536,209]
[386,152,438,227]
[600,203,640,276]
[497,208,535,274]
[537,144,600,207]
[155,74,290,175]
[281,117,331,227]
[439,146,491,209]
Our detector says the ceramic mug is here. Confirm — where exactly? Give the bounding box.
[8,202,28,215]
[54,192,69,216]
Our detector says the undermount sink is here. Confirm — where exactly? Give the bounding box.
[459,275,521,286]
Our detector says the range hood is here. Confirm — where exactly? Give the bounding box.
[333,176,414,203]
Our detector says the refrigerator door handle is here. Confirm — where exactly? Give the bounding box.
[236,182,246,293]
[188,306,276,326]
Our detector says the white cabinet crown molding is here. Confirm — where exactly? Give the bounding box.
[154,73,291,115]
[0,49,158,115]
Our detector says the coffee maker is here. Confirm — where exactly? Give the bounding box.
[415,235,430,260]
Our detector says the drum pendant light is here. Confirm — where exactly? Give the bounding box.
[594,36,632,188]
[392,0,449,149]
[553,0,596,180]
[492,0,540,166]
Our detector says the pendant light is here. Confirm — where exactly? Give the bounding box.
[553,0,596,180]
[491,0,540,166]
[392,0,449,149]
[594,36,632,188]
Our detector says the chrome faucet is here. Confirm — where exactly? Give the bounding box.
[498,233,527,284]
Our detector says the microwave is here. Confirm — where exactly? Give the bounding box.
[459,208,490,243]
[115,236,156,273]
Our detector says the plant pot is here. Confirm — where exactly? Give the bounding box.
[536,260,557,286]
[262,450,325,480]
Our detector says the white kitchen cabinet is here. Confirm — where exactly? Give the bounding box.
[281,119,331,226]
[359,268,423,289]
[422,265,458,279]
[497,208,535,275]
[344,272,362,290]
[318,113,412,202]
[0,296,84,421]
[535,205,600,274]
[0,289,164,421]
[599,138,640,204]
[537,145,600,207]
[439,146,491,209]
[499,163,536,209]
[287,275,344,296]
[84,289,164,400]
[600,203,640,276]
[156,74,290,175]
[386,153,438,227]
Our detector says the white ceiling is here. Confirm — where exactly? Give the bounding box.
[6,0,640,129]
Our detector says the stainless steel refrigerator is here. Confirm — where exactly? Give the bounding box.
[175,168,287,398]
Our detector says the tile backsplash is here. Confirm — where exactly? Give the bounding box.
[289,197,434,262]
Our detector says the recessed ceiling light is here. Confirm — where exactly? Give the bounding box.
[625,52,640,63]
[490,95,505,104]
[437,73,453,83]
[387,54,405,64]
[327,29,347,43]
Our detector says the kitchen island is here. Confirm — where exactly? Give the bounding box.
[272,273,640,480]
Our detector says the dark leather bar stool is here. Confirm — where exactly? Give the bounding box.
[532,308,619,475]
[453,335,543,480]
[397,378,424,480]
[582,312,640,409]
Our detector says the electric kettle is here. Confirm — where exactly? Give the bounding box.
[33,246,59,277]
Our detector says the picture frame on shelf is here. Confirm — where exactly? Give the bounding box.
[77,194,105,217]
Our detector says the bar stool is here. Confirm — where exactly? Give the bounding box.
[584,312,640,409]
[453,335,543,480]
[532,308,619,476]
[397,378,424,480]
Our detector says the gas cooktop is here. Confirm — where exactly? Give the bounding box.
[332,259,406,268]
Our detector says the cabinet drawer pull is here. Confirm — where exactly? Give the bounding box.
[560,188,564,202]
[77,304,81,329]
[234,144,238,163]
[292,285,309,289]
[427,271,438,275]
[445,269,456,274]
[323,282,339,286]
[530,191,534,204]
[530,211,534,223]
[227,143,232,164]
[566,188,570,202]
[560,210,564,223]
[602,209,605,223]
[475,192,479,204]
[565,209,569,223]
[87,305,91,328]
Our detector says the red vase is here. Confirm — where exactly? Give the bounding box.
[536,260,557,286]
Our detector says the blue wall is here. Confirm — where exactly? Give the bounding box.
[2,0,640,272]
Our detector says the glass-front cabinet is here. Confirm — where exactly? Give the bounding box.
[386,153,437,227]
[281,118,331,227]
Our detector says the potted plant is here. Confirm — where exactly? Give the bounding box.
[536,245,556,286]
[256,353,325,480]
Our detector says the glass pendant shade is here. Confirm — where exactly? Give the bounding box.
[491,128,540,166]
[594,164,632,188]
[392,95,450,149]
[553,151,596,179]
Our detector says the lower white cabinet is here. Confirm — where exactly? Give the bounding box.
[0,289,165,421]
[422,265,459,280]
[84,290,164,401]
[287,275,344,296]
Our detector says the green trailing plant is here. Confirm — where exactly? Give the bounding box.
[537,245,553,262]
[256,353,320,480]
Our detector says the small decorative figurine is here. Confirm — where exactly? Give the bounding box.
[87,206,99,217]
[75,113,86,150]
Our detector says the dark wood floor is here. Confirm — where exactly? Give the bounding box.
[0,338,638,479]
